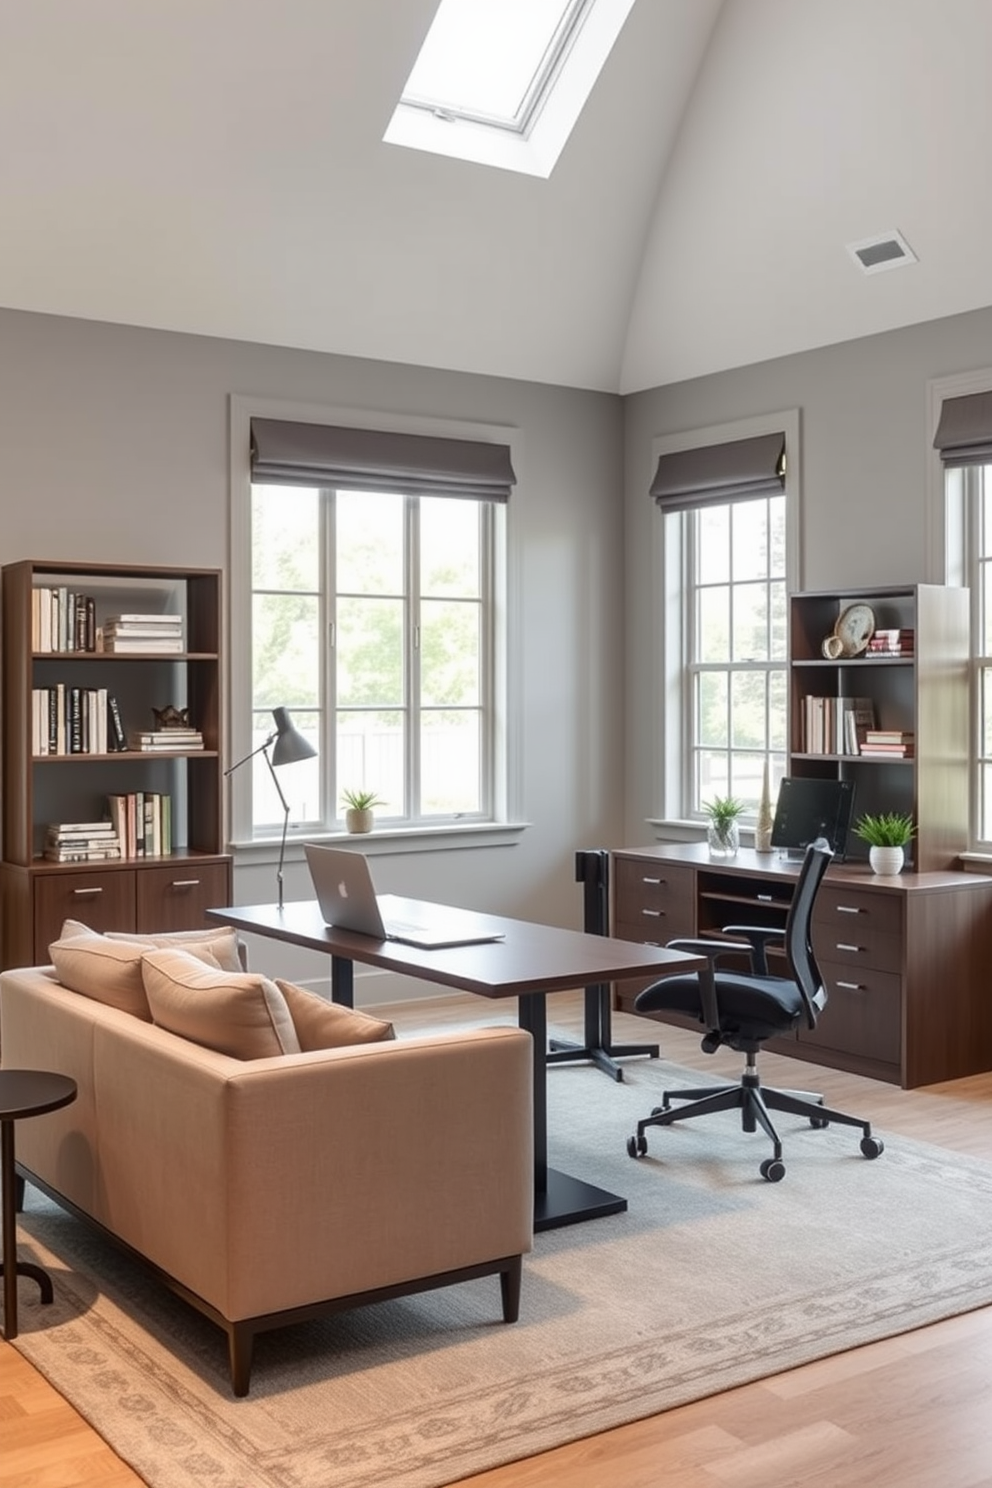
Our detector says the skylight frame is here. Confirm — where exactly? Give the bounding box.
[400,0,592,139]
[384,0,637,179]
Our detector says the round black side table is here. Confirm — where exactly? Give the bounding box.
[0,1069,77,1340]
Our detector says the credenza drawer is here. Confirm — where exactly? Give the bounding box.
[814,884,903,937]
[136,861,232,934]
[800,961,902,1066]
[34,868,138,954]
[812,920,901,975]
[613,857,694,942]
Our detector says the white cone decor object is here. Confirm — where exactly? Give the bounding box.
[869,845,904,875]
[755,759,774,852]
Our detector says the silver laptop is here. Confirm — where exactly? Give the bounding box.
[304,844,505,949]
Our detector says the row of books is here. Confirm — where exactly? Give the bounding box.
[866,628,915,656]
[107,792,173,858]
[44,820,120,863]
[31,687,126,755]
[102,614,184,655]
[800,695,876,755]
[32,588,97,653]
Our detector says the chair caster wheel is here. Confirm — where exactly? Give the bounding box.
[760,1158,785,1182]
[810,1115,829,1129]
[627,1134,647,1158]
[650,1104,667,1116]
[860,1135,884,1159]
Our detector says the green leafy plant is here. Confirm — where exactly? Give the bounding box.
[341,787,385,811]
[852,811,915,847]
[702,795,746,830]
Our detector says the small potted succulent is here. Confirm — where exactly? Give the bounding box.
[852,810,915,875]
[341,787,385,835]
[702,794,746,860]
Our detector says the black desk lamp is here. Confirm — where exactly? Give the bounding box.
[225,706,317,908]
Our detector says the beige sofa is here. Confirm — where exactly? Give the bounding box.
[0,963,534,1395]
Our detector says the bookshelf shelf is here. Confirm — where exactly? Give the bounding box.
[2,559,232,968]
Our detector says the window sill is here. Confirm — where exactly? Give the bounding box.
[229,820,530,863]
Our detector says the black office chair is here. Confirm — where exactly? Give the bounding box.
[626,838,884,1181]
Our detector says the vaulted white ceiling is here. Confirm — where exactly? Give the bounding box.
[3,0,991,394]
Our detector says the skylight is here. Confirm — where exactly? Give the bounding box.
[384,0,636,178]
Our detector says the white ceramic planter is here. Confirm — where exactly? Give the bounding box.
[345,807,374,834]
[869,844,904,875]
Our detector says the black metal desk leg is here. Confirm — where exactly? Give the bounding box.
[331,955,354,1008]
[517,991,627,1233]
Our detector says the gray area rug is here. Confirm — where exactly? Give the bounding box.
[10,1053,992,1488]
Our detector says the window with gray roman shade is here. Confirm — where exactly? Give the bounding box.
[933,391,992,467]
[649,431,786,511]
[250,418,516,500]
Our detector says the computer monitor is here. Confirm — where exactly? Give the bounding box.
[770,776,856,859]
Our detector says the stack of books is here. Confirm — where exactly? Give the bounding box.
[860,728,915,757]
[801,695,877,755]
[127,727,204,752]
[101,614,184,654]
[44,820,121,863]
[107,792,172,857]
[867,628,915,657]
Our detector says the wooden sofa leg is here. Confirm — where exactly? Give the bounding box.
[500,1255,522,1323]
[229,1322,255,1397]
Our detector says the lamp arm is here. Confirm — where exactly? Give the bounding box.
[260,744,292,911]
[224,731,277,777]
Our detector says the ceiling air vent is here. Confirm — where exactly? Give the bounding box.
[846,230,918,275]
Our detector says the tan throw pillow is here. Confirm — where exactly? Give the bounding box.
[59,919,245,972]
[276,979,396,1050]
[141,948,302,1060]
[49,933,222,1020]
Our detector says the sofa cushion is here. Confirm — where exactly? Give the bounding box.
[49,932,225,1020]
[141,948,302,1059]
[276,979,396,1050]
[59,919,244,972]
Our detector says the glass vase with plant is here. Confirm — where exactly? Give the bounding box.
[703,794,746,859]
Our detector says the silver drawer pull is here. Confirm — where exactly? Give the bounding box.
[169,879,201,888]
[641,908,662,917]
[641,876,663,885]
[835,942,862,953]
[835,980,864,991]
[836,905,864,914]
[72,886,103,897]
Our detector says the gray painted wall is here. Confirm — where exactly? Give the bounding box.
[0,307,624,996]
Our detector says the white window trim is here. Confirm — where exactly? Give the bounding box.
[227,394,525,858]
[926,368,992,861]
[646,407,801,833]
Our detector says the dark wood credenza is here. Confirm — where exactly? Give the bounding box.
[611,843,992,1089]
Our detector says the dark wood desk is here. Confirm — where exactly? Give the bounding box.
[206,898,704,1231]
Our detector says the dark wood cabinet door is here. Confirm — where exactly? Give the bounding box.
[135,860,232,934]
[34,869,137,958]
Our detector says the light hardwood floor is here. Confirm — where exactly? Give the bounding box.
[4,992,992,1488]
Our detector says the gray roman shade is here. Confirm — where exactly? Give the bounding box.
[251,418,516,500]
[933,391,992,467]
[650,432,786,511]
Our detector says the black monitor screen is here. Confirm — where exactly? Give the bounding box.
[770,777,856,858]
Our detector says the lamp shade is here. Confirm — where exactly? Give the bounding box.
[269,707,316,767]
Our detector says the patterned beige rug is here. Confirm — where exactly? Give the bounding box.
[10,1054,992,1488]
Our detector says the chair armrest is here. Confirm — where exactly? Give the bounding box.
[720,924,785,976]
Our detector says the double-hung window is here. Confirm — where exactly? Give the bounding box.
[651,415,798,822]
[933,382,992,849]
[235,413,514,840]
